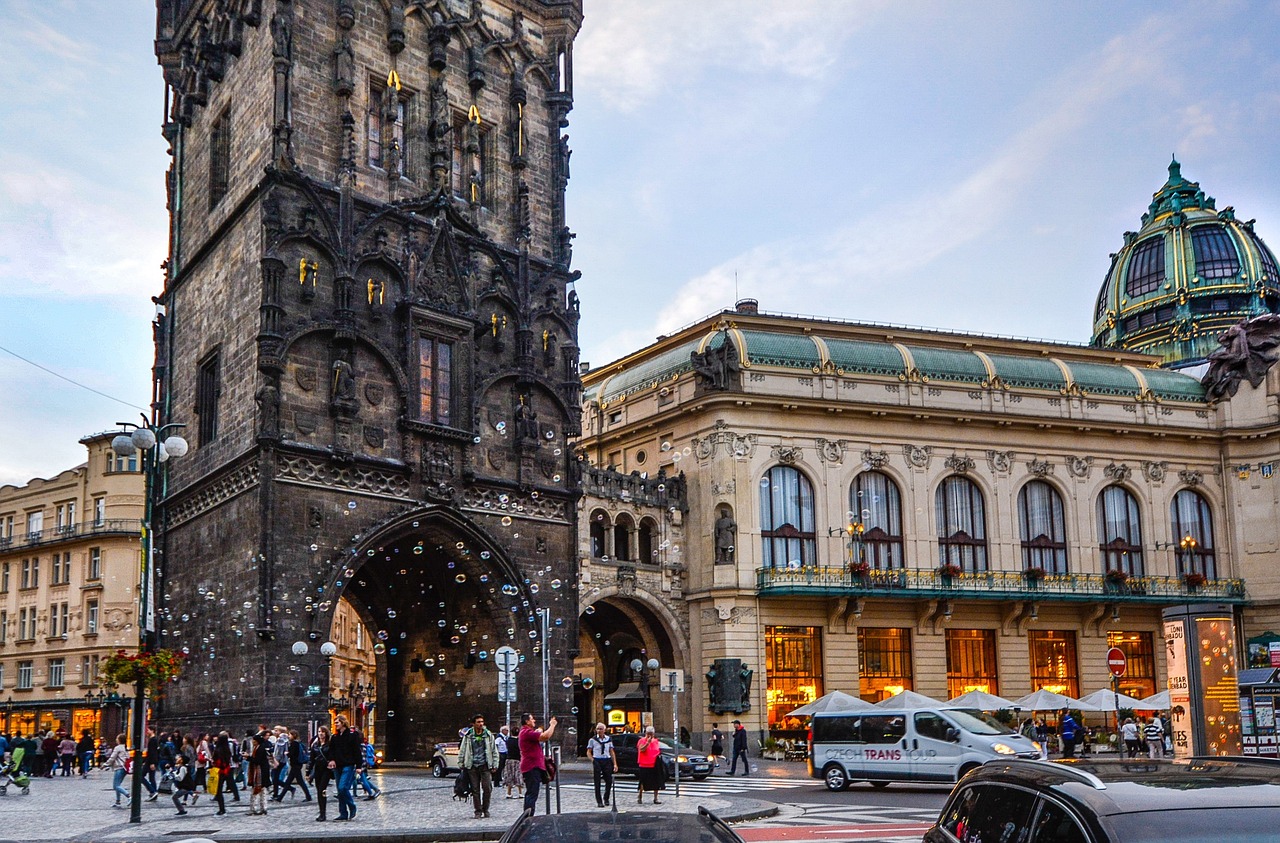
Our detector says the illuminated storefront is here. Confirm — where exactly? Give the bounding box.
[765,626,822,731]
[1028,630,1079,698]
[946,629,999,698]
[1106,630,1157,699]
[858,627,913,701]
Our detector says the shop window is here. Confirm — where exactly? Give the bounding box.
[1018,481,1068,573]
[851,471,904,569]
[1098,485,1143,576]
[1028,630,1079,698]
[936,476,988,572]
[1106,631,1156,699]
[760,466,816,568]
[766,626,823,731]
[417,336,453,425]
[946,629,999,698]
[858,627,913,701]
[1171,489,1216,578]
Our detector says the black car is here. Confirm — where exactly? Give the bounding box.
[610,733,714,781]
[499,806,743,843]
[924,757,1280,843]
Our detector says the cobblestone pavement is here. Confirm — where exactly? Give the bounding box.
[0,765,769,843]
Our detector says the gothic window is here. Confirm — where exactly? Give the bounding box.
[589,510,608,558]
[1098,485,1143,576]
[936,476,988,572]
[209,108,231,208]
[1190,225,1240,280]
[367,79,408,176]
[452,113,494,207]
[1125,237,1165,297]
[612,513,634,562]
[417,336,453,425]
[1018,481,1068,573]
[850,472,904,569]
[638,517,657,564]
[1171,489,1216,578]
[196,350,221,445]
[759,466,816,569]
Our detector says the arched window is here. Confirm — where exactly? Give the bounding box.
[1098,485,1143,576]
[638,517,657,564]
[936,476,988,572]
[760,466,816,568]
[1018,481,1068,573]
[1171,490,1216,579]
[613,514,634,562]
[851,472,904,569]
[589,510,608,558]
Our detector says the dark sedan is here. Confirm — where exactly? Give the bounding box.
[924,756,1280,843]
[610,732,714,781]
[500,806,742,843]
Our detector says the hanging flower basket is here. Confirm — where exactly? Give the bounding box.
[1023,567,1046,581]
[936,563,963,579]
[1183,572,1207,589]
[99,648,186,697]
[1104,569,1129,584]
[850,561,872,577]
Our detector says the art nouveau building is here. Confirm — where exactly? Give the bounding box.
[575,163,1280,746]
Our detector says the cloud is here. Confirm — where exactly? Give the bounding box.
[647,18,1173,338]
[576,1,885,111]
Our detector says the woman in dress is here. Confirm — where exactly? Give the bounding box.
[636,726,665,805]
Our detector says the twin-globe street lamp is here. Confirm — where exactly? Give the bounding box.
[292,640,339,739]
[110,420,187,824]
[630,657,660,718]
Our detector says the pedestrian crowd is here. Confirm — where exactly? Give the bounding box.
[1019,710,1171,758]
[455,712,557,819]
[0,729,100,777]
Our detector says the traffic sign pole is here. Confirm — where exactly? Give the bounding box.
[1107,647,1128,743]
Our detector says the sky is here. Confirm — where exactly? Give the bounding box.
[1,1,1279,486]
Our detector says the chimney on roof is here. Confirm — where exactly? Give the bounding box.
[734,298,759,315]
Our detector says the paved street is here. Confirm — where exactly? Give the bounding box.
[0,760,950,843]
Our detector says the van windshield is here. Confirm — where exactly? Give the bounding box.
[945,709,1015,735]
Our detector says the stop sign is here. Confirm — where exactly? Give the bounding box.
[1106,647,1127,677]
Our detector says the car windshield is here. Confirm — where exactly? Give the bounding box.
[945,709,1015,735]
[1107,808,1280,842]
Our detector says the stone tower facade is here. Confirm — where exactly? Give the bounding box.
[153,0,583,758]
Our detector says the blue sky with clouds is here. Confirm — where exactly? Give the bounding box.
[2,1,1279,485]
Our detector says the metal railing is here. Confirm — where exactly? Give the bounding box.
[756,565,1247,604]
[0,519,142,551]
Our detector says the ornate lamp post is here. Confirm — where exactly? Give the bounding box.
[110,419,187,824]
[293,640,337,740]
[630,657,660,720]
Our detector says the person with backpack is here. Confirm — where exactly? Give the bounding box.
[358,739,382,799]
[171,753,197,815]
[275,729,311,801]
[459,713,499,819]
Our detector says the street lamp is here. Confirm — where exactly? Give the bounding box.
[1179,534,1199,577]
[630,657,660,718]
[293,640,337,740]
[111,417,187,824]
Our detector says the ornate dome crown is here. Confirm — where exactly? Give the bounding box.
[1091,158,1280,367]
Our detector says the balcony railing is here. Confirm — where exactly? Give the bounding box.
[0,519,142,552]
[756,565,1247,604]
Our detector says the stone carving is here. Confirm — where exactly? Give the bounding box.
[255,378,280,437]
[693,431,757,461]
[167,458,262,528]
[861,449,889,470]
[617,564,637,596]
[333,36,354,96]
[816,438,846,464]
[985,450,1013,474]
[945,454,975,474]
[1066,455,1094,478]
[1026,459,1053,478]
[460,487,567,523]
[710,480,736,496]
[771,445,802,465]
[363,426,385,449]
[903,444,932,468]
[690,335,740,391]
[294,411,318,436]
[1202,314,1280,401]
[1103,462,1131,483]
[331,359,359,414]
[706,657,752,714]
[1178,469,1203,487]
[295,365,317,391]
[276,453,412,498]
[364,383,384,406]
[1142,461,1168,482]
[714,508,737,564]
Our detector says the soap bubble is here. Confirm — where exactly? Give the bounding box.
[495,421,507,432]
[501,516,513,526]
[550,579,562,589]
[455,574,467,583]
[661,441,672,451]
[387,609,397,618]
[310,544,318,551]
[374,643,386,654]
[584,605,595,615]
[377,630,389,641]
[347,501,357,510]
[562,677,574,688]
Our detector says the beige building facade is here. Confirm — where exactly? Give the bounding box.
[0,432,146,741]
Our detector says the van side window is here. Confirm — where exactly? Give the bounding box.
[859,715,906,744]
[1030,798,1088,843]
[915,712,952,741]
[813,716,862,743]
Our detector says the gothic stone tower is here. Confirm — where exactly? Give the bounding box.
[153,0,583,758]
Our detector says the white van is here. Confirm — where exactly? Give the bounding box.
[808,707,1042,790]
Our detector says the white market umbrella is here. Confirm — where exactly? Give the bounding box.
[1138,690,1170,710]
[948,690,1020,711]
[786,690,876,717]
[1077,689,1151,712]
[876,690,946,709]
[1014,689,1101,712]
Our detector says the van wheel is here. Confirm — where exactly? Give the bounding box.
[870,781,890,789]
[431,760,446,778]
[957,763,980,781]
[823,765,849,792]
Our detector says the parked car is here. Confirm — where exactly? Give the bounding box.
[810,706,1041,790]
[431,741,461,777]
[499,806,742,843]
[924,757,1280,843]
[610,732,714,781]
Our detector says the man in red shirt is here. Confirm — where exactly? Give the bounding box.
[517,713,557,814]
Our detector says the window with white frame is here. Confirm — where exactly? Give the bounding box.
[86,600,98,635]
[17,660,32,689]
[25,511,42,539]
[48,657,64,688]
[0,609,6,643]
[93,497,105,526]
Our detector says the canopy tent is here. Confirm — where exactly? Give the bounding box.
[1138,690,1170,710]
[786,690,876,717]
[1013,689,1101,712]
[947,690,1020,711]
[875,690,947,709]
[1077,689,1152,712]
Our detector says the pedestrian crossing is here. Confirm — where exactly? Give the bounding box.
[561,773,822,799]
[748,802,940,827]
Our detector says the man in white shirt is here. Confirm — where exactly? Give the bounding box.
[586,723,618,807]
[1120,717,1140,758]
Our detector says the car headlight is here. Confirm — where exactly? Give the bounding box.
[991,743,1017,755]
[677,755,689,763]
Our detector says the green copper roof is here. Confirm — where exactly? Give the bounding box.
[906,346,988,383]
[1142,367,1206,401]
[988,353,1067,390]
[740,330,820,368]
[1064,361,1141,396]
[825,338,906,376]
[598,339,698,402]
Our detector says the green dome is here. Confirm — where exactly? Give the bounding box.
[1091,158,1280,367]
